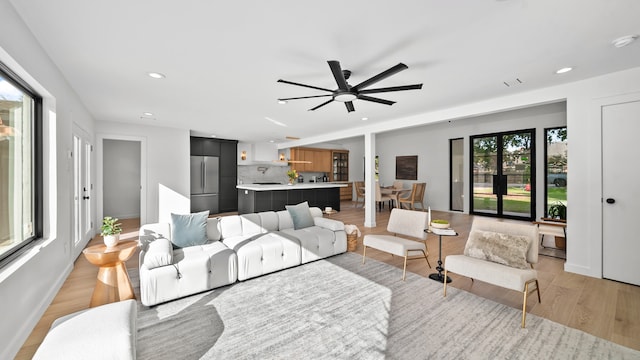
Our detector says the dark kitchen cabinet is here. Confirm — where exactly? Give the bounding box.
[190,137,237,214]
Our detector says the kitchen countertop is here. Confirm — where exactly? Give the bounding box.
[237,183,348,191]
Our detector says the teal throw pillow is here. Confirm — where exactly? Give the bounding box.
[170,210,209,248]
[286,201,315,230]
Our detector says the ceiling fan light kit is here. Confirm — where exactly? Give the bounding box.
[277,60,423,113]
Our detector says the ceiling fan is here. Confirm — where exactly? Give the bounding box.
[277,60,423,113]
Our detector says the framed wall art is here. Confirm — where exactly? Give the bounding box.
[396,155,418,180]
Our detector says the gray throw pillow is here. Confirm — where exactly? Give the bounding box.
[170,211,209,248]
[285,201,315,230]
[464,229,531,269]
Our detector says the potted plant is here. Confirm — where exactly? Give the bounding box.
[546,201,566,249]
[101,216,122,248]
[547,201,567,220]
[287,169,298,185]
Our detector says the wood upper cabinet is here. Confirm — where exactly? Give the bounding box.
[313,149,332,172]
[290,147,332,173]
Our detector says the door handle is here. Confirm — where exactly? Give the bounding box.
[83,196,90,200]
[606,198,615,204]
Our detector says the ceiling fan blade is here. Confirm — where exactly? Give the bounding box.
[309,99,334,111]
[328,60,349,90]
[358,84,423,94]
[352,63,408,91]
[357,95,396,106]
[278,94,333,101]
[277,79,333,93]
[345,101,355,112]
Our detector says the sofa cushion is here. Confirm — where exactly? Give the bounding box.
[206,217,222,241]
[33,300,137,360]
[464,229,531,269]
[314,217,345,231]
[241,213,263,235]
[285,201,314,230]
[170,211,209,248]
[143,238,174,269]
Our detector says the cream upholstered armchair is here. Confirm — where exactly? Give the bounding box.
[363,208,431,280]
[443,218,541,328]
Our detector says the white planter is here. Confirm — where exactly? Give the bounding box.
[103,234,120,248]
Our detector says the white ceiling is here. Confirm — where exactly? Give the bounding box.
[9,0,640,144]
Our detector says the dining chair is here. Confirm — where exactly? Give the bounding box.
[398,182,427,210]
[389,180,409,208]
[375,182,393,211]
[354,181,366,208]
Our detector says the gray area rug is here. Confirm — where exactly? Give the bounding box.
[135,253,638,359]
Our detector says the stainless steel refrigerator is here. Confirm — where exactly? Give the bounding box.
[190,156,219,213]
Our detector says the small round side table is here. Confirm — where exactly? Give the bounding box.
[82,240,138,307]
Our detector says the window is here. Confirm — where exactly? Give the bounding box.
[449,138,463,211]
[544,127,567,218]
[0,62,42,264]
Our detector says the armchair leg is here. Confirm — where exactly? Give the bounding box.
[362,246,367,264]
[402,251,408,281]
[522,283,529,328]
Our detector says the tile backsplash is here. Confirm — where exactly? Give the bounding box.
[237,165,289,184]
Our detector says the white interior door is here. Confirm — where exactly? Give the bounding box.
[602,99,640,286]
[72,129,93,255]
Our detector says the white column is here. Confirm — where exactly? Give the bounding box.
[364,132,376,228]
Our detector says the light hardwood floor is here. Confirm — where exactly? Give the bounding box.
[16,204,640,359]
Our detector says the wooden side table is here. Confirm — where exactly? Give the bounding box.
[82,240,138,307]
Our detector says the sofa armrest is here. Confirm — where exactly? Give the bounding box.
[313,217,345,232]
[141,237,174,270]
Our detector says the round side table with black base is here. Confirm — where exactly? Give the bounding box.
[425,228,458,283]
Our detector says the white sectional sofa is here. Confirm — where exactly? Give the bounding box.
[139,206,347,306]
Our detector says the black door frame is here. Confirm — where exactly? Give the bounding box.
[469,128,536,221]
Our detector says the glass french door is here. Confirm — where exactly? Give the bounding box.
[470,129,535,220]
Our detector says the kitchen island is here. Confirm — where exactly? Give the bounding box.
[237,183,347,215]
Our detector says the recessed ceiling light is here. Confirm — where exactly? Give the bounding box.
[555,67,573,74]
[147,72,166,79]
[612,35,638,48]
[278,100,287,105]
[361,117,369,121]
[210,134,217,138]
[269,140,275,143]
[142,112,154,116]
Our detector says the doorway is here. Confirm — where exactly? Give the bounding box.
[96,134,147,230]
[602,99,640,286]
[470,129,535,220]
[103,139,141,220]
[72,125,93,257]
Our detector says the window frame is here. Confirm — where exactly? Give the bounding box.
[0,60,43,266]
[543,126,567,217]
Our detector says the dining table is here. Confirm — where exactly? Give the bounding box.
[381,186,409,208]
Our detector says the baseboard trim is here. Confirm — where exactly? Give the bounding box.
[5,261,73,360]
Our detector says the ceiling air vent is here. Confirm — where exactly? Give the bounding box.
[502,78,524,88]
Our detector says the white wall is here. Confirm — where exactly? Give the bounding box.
[375,102,567,215]
[95,121,190,225]
[0,1,96,358]
[103,139,141,219]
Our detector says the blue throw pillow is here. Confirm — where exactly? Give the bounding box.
[170,211,209,248]
[286,201,314,230]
